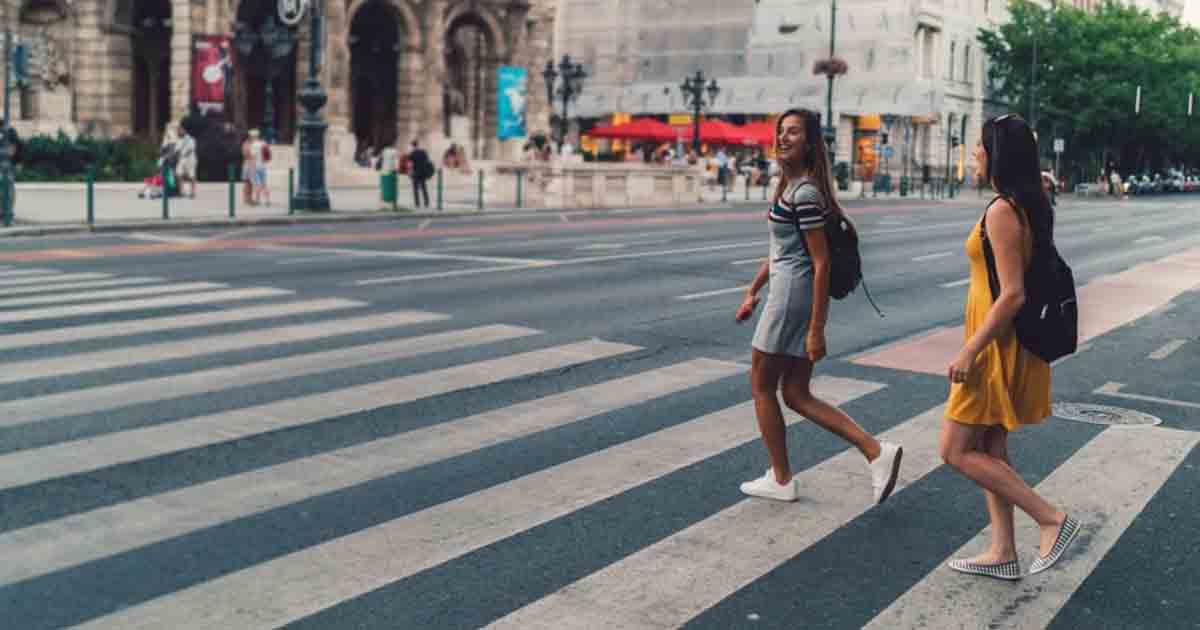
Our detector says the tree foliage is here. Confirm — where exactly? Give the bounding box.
[979,0,1200,180]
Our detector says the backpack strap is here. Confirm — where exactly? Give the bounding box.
[979,194,1027,302]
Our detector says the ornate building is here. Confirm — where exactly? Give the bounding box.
[1,0,556,160]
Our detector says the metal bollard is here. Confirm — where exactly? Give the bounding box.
[477,169,484,211]
[436,168,444,211]
[162,164,170,220]
[391,171,398,213]
[288,168,295,215]
[228,164,236,218]
[745,174,751,201]
[721,177,727,203]
[516,169,524,209]
[86,166,95,225]
[0,169,9,228]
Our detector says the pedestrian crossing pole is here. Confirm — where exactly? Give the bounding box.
[1,30,13,228]
[86,166,95,225]
[228,164,236,218]
[436,168,444,211]
[161,163,169,220]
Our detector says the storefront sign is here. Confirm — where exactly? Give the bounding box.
[191,35,233,115]
[497,65,528,140]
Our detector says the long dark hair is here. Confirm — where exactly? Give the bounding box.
[774,108,844,216]
[982,114,1054,247]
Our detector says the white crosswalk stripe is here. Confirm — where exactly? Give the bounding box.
[0,281,226,309]
[0,271,114,287]
[0,269,1193,630]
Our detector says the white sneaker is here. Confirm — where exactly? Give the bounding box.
[739,468,799,502]
[869,442,903,504]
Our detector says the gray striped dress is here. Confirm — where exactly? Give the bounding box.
[751,179,831,358]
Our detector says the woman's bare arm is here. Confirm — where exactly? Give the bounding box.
[965,199,1027,356]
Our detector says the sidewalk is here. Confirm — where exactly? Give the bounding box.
[1,177,958,238]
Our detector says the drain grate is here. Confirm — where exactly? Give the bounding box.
[1053,402,1163,427]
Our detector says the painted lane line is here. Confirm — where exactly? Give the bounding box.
[559,213,570,223]
[1095,382,1200,410]
[431,229,700,253]
[0,276,161,297]
[730,258,765,266]
[0,287,292,325]
[0,272,113,288]
[866,426,1200,630]
[1134,235,1165,245]
[264,244,555,267]
[853,247,1200,375]
[1147,339,1187,360]
[418,219,432,230]
[676,286,751,301]
[72,377,883,630]
[0,298,363,353]
[275,255,360,265]
[912,251,954,262]
[0,281,226,309]
[124,233,208,244]
[0,327,561,489]
[489,406,943,629]
[0,311,446,386]
[0,268,60,279]
[0,323,530,432]
[940,278,970,288]
[0,356,741,587]
[354,240,765,286]
[438,237,483,244]
[576,243,627,251]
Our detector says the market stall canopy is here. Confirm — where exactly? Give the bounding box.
[585,118,678,142]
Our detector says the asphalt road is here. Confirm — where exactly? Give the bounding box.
[0,194,1197,630]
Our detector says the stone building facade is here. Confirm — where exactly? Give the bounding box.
[1,0,556,160]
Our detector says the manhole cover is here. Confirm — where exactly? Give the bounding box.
[1053,402,1163,427]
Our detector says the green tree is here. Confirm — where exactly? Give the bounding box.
[979,0,1200,182]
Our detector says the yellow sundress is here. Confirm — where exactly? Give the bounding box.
[945,219,1052,431]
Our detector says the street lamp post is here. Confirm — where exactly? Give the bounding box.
[543,55,586,155]
[679,70,720,155]
[825,0,838,156]
[233,16,296,145]
[292,0,330,211]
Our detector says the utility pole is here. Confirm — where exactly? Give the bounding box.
[826,0,838,158]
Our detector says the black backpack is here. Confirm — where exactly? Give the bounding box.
[783,181,882,315]
[980,197,1078,363]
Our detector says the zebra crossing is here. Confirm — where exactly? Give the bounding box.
[0,265,1194,629]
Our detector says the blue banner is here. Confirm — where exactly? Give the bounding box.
[497,65,528,140]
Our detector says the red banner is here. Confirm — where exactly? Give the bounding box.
[192,34,232,115]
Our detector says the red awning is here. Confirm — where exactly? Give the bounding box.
[585,118,678,143]
[739,121,776,148]
[678,120,760,146]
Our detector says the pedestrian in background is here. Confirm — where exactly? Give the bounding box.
[175,125,198,199]
[941,114,1078,581]
[734,108,903,504]
[248,129,270,206]
[240,132,255,205]
[407,139,433,208]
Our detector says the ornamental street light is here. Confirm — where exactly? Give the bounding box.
[679,70,719,155]
[543,54,586,154]
[233,15,296,145]
[292,0,330,212]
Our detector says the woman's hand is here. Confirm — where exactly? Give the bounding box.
[806,328,827,362]
[735,293,760,323]
[948,346,978,384]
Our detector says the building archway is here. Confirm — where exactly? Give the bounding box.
[233,0,298,143]
[443,9,503,159]
[129,0,172,137]
[348,0,401,155]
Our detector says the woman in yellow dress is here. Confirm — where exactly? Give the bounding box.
[940,114,1079,580]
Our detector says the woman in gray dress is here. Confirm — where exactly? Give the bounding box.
[734,109,903,503]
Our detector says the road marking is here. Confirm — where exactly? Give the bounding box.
[275,254,359,265]
[1134,235,1165,245]
[491,405,942,630]
[69,376,883,630]
[432,230,699,253]
[1095,382,1200,410]
[0,268,60,279]
[559,213,570,223]
[438,237,482,243]
[0,298,363,352]
[125,233,208,244]
[0,287,292,325]
[0,355,740,588]
[1148,339,1188,360]
[0,276,161,297]
[912,251,954,262]
[865,426,1200,630]
[0,272,113,288]
[265,244,554,267]
[730,258,765,266]
[354,240,765,286]
[940,278,970,288]
[1093,226,1113,232]
[677,285,751,301]
[417,219,432,230]
[853,247,1200,374]
[0,311,446,386]
[0,323,531,432]
[0,281,226,309]
[0,327,562,488]
[577,243,626,251]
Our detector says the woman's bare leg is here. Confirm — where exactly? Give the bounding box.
[750,349,793,484]
[966,426,1018,563]
[940,419,1066,556]
[779,359,881,462]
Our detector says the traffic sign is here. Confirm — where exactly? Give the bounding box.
[883,146,894,159]
[1053,138,1065,153]
[278,0,308,26]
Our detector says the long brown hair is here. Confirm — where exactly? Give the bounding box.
[773,109,844,216]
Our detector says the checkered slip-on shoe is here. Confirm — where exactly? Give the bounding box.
[947,557,1022,581]
[1029,515,1082,575]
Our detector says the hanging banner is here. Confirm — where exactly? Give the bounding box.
[192,34,234,115]
[496,65,528,140]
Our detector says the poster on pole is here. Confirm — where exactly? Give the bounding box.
[191,34,234,115]
[496,65,528,140]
